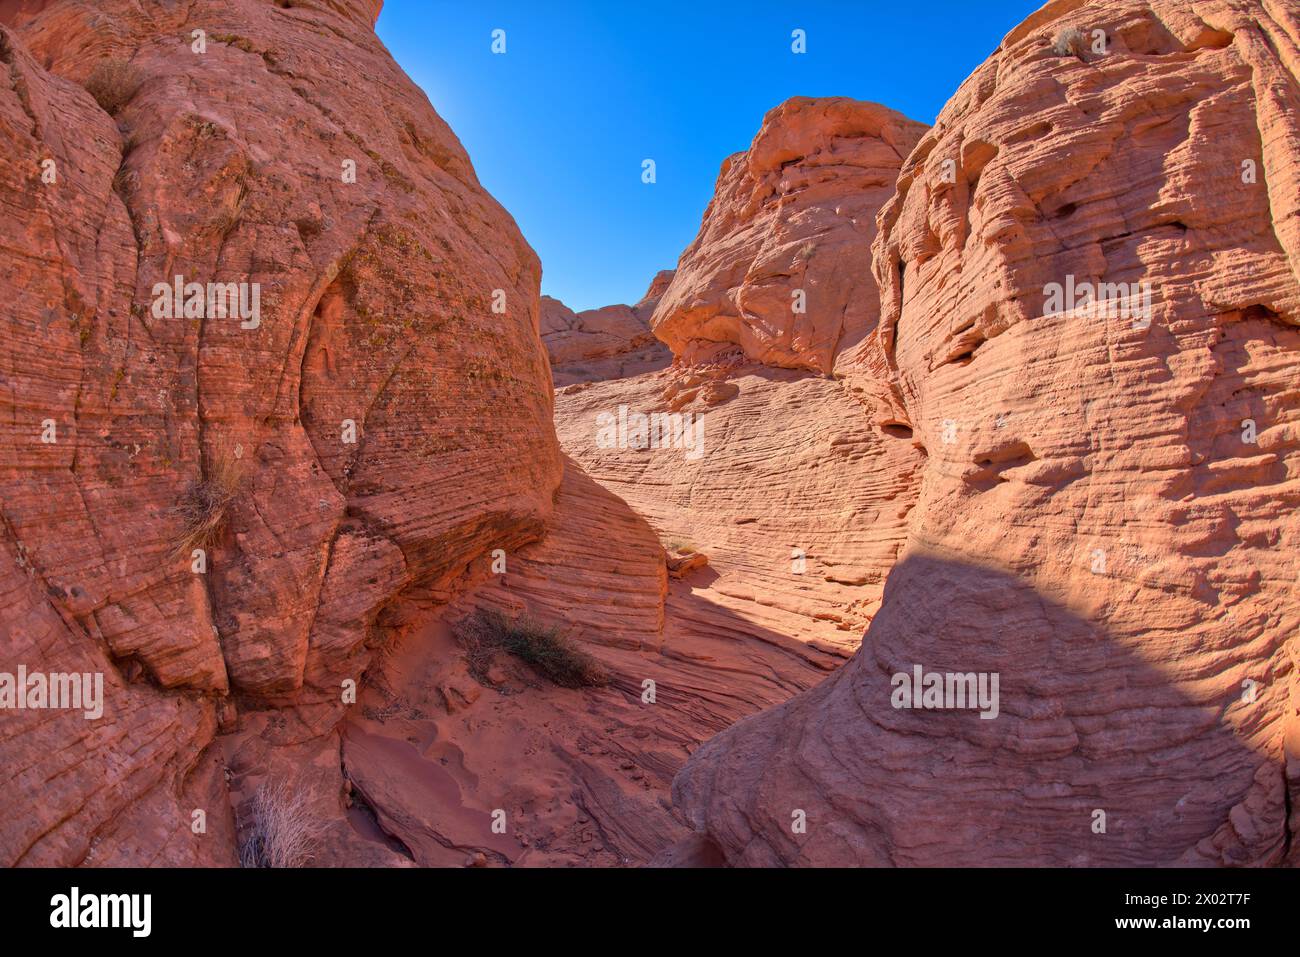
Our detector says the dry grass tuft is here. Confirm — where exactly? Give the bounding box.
[238,779,324,868]
[175,449,242,556]
[1053,27,1087,58]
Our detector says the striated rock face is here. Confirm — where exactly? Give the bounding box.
[466,457,669,653]
[0,0,560,865]
[673,0,1300,866]
[539,100,931,679]
[652,98,927,374]
[7,0,1298,874]
[556,362,924,654]
[543,271,674,387]
[330,453,839,866]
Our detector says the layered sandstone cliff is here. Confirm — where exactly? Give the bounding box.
[0,0,560,865]
[5,0,1298,873]
[672,0,1300,866]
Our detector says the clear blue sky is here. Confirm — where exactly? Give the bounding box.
[376,1,1044,311]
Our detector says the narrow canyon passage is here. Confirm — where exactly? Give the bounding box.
[1,0,1297,873]
[328,424,865,865]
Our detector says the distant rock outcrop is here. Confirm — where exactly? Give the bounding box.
[672,0,1300,867]
[552,99,932,677]
[543,271,674,387]
[651,98,927,374]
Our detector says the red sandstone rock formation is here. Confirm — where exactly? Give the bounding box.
[552,99,932,668]
[0,0,839,871]
[0,0,559,865]
[543,271,674,387]
[671,0,1300,866]
[5,0,1298,874]
[652,97,927,374]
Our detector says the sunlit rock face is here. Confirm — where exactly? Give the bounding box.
[652,97,927,374]
[0,0,560,865]
[4,0,1298,873]
[673,0,1300,867]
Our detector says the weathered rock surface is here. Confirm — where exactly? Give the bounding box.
[7,0,1298,873]
[673,0,1300,866]
[556,362,924,655]
[543,271,674,387]
[0,0,560,865]
[651,98,927,374]
[334,457,839,866]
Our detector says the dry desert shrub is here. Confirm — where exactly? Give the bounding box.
[460,609,609,689]
[175,449,243,556]
[238,779,324,869]
[1053,27,1087,58]
[83,58,140,115]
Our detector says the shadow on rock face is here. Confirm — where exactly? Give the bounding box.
[672,552,1289,867]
